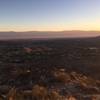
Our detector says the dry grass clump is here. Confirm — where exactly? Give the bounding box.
[32,85,48,100]
[32,84,67,100]
[53,68,71,83]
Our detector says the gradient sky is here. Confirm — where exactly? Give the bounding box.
[0,0,100,31]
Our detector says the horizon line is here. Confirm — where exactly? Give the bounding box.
[0,30,100,32]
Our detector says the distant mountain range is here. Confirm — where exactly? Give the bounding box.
[0,31,100,40]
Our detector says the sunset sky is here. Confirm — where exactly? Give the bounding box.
[0,0,100,31]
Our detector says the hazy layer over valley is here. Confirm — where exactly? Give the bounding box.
[0,31,100,40]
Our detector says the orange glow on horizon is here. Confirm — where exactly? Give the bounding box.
[0,22,100,32]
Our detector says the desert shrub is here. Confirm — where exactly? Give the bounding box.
[53,69,71,83]
[7,88,16,100]
[32,85,48,100]
[49,90,63,100]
